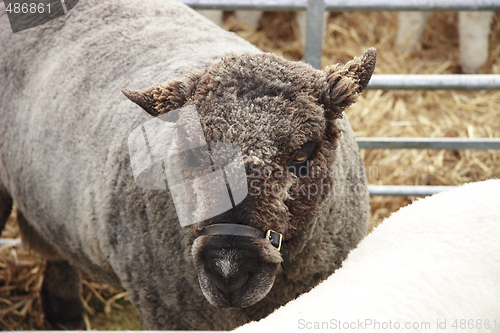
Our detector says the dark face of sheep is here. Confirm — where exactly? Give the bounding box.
[123,49,376,308]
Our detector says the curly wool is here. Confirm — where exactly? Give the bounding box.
[0,0,373,329]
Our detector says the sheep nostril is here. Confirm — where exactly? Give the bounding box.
[215,270,250,304]
[228,271,249,293]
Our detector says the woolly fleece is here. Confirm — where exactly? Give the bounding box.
[0,0,371,329]
[236,179,500,333]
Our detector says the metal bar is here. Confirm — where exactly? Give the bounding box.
[181,0,500,10]
[357,138,500,150]
[304,0,325,69]
[168,1,500,198]
[325,0,500,11]
[0,238,22,247]
[184,2,500,68]
[368,74,500,90]
[182,0,307,10]
[368,185,455,196]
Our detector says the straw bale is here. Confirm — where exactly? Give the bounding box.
[1,9,500,329]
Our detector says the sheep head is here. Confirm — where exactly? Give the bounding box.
[123,48,376,308]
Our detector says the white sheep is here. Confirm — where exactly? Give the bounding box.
[397,11,494,74]
[236,179,500,332]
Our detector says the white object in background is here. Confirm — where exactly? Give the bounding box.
[397,11,494,74]
[236,179,500,333]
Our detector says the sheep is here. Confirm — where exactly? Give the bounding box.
[235,179,500,333]
[0,0,375,330]
[396,11,494,74]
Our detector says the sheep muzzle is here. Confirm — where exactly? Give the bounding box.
[191,230,284,308]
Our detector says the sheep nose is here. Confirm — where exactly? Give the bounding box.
[213,269,250,307]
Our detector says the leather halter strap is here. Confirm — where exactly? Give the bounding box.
[201,223,267,239]
[199,223,290,270]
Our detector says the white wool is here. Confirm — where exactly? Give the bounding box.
[396,11,428,49]
[397,11,493,74]
[198,10,328,41]
[200,7,494,74]
[236,179,500,332]
[458,11,494,74]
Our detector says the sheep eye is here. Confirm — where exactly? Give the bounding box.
[288,142,315,177]
[293,151,309,163]
[292,142,315,163]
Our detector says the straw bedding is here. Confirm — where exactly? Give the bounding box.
[1,9,499,329]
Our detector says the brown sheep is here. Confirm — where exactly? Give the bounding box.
[0,0,375,329]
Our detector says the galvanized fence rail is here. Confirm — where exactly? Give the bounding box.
[181,0,500,197]
[357,138,500,150]
[368,74,500,90]
[183,0,500,11]
[182,0,500,68]
[0,5,497,251]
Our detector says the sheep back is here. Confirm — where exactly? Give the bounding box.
[0,0,369,329]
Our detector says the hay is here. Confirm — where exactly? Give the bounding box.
[225,10,500,229]
[0,209,131,330]
[315,11,500,229]
[0,209,45,329]
[1,10,500,329]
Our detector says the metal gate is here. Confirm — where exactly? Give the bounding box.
[182,0,500,196]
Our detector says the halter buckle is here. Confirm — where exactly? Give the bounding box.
[266,229,282,252]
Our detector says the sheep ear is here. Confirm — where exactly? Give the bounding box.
[122,87,159,116]
[321,48,377,118]
[122,71,204,117]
